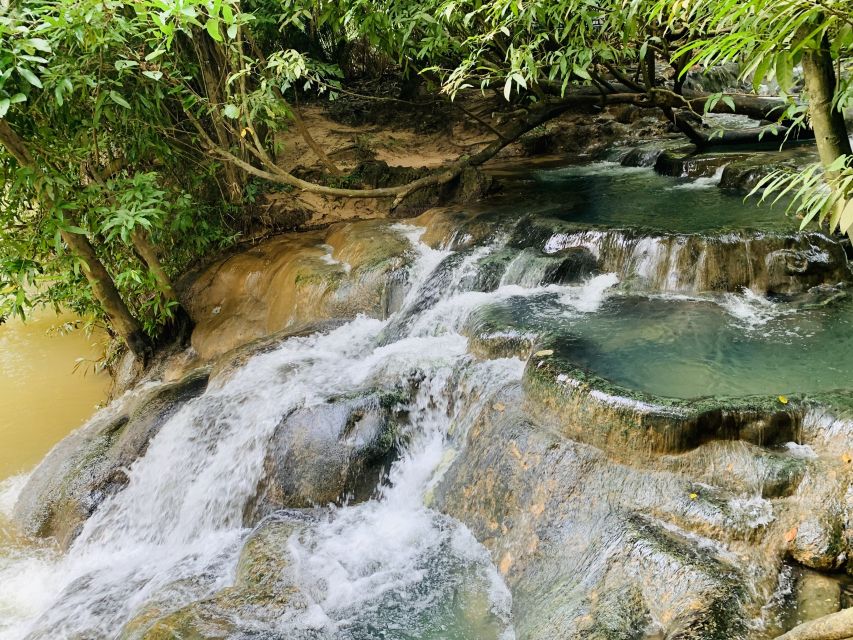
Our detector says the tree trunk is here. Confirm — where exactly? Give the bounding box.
[195,35,245,203]
[801,36,852,178]
[130,230,176,303]
[61,229,151,361]
[130,228,194,343]
[291,103,343,175]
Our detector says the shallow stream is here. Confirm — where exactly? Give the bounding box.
[1,158,851,639]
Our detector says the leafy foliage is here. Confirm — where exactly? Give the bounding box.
[1,0,852,351]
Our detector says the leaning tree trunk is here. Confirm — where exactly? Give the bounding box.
[0,120,151,361]
[61,229,151,361]
[801,36,853,176]
[130,228,194,343]
[130,229,177,303]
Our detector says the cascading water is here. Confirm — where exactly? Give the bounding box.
[2,161,852,639]
[0,223,624,640]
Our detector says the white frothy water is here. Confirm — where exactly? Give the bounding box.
[559,273,619,313]
[667,167,726,190]
[285,355,521,637]
[0,224,522,640]
[319,243,352,273]
[719,288,795,331]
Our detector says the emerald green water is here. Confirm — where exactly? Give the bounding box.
[490,161,797,233]
[471,290,853,399]
[565,294,853,398]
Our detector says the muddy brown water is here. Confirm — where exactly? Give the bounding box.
[0,312,109,481]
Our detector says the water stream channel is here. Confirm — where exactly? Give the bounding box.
[1,157,851,639]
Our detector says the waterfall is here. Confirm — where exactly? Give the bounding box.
[3,224,593,639]
[3,202,849,638]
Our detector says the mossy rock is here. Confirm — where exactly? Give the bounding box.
[121,514,309,640]
[244,388,410,525]
[522,338,801,459]
[13,368,210,549]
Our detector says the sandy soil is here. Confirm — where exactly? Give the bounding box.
[276,106,494,173]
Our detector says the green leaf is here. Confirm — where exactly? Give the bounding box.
[721,95,735,112]
[0,98,9,118]
[9,93,26,104]
[206,19,223,42]
[572,65,591,81]
[222,4,234,23]
[827,155,849,172]
[227,23,238,39]
[839,199,853,235]
[142,70,163,81]
[752,55,773,93]
[20,38,51,53]
[16,66,42,89]
[775,54,793,91]
[222,103,240,119]
[108,90,131,109]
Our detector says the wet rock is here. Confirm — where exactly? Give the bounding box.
[785,469,850,571]
[550,247,600,283]
[523,344,801,458]
[244,389,409,525]
[13,369,210,549]
[718,147,817,192]
[434,388,772,640]
[790,515,846,570]
[185,220,414,360]
[790,568,842,628]
[654,148,753,179]
[464,303,539,360]
[120,513,310,640]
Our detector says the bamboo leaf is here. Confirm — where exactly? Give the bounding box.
[108,90,131,109]
[16,66,42,88]
[839,199,853,235]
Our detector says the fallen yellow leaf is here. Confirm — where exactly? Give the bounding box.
[534,349,554,357]
[778,395,789,405]
[689,492,698,500]
[784,526,798,543]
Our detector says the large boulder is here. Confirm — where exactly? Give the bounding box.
[184,220,413,360]
[433,386,780,640]
[120,513,312,640]
[13,369,209,549]
[244,388,409,525]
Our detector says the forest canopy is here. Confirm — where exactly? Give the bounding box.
[0,0,850,359]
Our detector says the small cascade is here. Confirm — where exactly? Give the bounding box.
[0,225,524,640]
[2,158,852,640]
[542,229,848,295]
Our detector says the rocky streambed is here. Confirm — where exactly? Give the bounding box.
[2,157,852,640]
